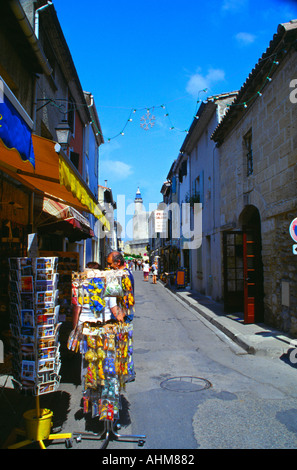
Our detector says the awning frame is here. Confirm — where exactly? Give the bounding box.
[0,134,110,230]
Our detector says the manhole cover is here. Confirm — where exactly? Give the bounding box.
[160,376,212,393]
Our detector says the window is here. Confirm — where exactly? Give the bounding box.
[70,151,79,170]
[244,129,253,176]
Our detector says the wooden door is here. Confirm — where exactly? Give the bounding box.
[223,231,244,312]
[243,232,257,324]
[224,230,263,323]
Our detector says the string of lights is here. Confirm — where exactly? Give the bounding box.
[36,47,286,144]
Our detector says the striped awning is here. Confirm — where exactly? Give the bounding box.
[40,197,94,238]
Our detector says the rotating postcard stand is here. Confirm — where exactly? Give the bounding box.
[71,270,146,448]
[5,257,72,449]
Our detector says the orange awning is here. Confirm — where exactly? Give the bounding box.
[0,134,110,230]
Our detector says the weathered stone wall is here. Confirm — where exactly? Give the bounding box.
[219,49,297,334]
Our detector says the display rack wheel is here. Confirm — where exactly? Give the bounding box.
[115,423,121,430]
[75,435,82,443]
[65,438,73,448]
[138,439,145,447]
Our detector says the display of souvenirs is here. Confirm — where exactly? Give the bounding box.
[71,269,135,320]
[80,322,134,421]
[40,251,79,322]
[8,257,61,395]
[69,268,135,423]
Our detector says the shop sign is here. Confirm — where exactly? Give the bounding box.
[155,210,167,233]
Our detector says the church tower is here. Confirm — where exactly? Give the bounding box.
[133,187,148,240]
[134,187,143,214]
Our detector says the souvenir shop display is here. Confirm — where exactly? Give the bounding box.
[6,257,72,449]
[71,268,146,448]
[8,256,61,395]
[39,251,79,322]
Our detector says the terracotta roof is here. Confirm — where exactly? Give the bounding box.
[211,20,297,144]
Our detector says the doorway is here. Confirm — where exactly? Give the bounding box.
[223,206,264,323]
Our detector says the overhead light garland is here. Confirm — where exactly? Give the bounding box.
[36,43,291,144]
[37,89,209,143]
[223,52,281,111]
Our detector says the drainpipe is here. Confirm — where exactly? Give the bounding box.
[34,1,53,38]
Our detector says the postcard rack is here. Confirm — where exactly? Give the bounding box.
[5,257,72,449]
[71,270,146,448]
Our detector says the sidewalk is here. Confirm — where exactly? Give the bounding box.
[163,282,296,359]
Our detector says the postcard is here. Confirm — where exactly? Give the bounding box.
[38,358,55,373]
[36,271,53,281]
[38,346,56,360]
[36,313,55,326]
[37,324,55,338]
[20,327,35,346]
[36,379,60,395]
[21,293,34,309]
[36,291,54,304]
[36,307,55,316]
[38,337,56,349]
[35,257,58,271]
[21,276,34,293]
[10,302,20,323]
[9,269,20,282]
[21,360,35,381]
[9,291,20,305]
[21,309,34,327]
[9,322,20,338]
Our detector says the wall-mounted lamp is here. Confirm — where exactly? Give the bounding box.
[55,120,71,148]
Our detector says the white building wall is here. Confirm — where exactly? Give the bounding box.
[188,102,228,301]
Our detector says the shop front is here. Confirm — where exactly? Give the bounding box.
[0,104,109,352]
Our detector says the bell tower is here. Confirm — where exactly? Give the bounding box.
[134,187,143,214]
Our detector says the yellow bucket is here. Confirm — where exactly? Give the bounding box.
[23,408,53,441]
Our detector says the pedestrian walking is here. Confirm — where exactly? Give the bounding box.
[151,261,158,284]
[106,251,135,323]
[142,260,150,281]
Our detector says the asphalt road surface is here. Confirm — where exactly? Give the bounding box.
[3,270,297,451]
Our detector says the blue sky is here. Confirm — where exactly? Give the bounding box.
[53,0,297,238]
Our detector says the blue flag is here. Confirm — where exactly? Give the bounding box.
[0,95,35,168]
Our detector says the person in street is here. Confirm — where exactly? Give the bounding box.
[142,260,150,281]
[106,251,135,323]
[151,261,158,284]
[72,261,125,329]
[71,261,126,394]
[106,251,136,381]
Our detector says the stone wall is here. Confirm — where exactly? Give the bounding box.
[219,49,297,333]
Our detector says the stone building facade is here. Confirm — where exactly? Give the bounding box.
[212,21,297,333]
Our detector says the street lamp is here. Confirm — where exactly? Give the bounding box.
[55,120,71,148]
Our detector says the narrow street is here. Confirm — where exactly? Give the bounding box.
[50,270,297,450]
[2,270,297,450]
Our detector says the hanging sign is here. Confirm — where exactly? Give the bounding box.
[155,210,167,233]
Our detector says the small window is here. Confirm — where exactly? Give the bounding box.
[70,151,79,170]
[244,129,253,176]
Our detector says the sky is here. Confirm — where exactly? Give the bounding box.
[53,0,297,239]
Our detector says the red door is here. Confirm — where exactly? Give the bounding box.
[243,232,256,324]
[223,231,244,312]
